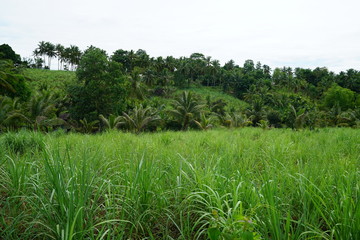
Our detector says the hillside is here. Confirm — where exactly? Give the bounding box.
[1,45,359,132]
[24,69,76,96]
[23,68,247,111]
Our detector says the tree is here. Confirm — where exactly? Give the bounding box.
[34,41,47,68]
[194,113,213,130]
[45,42,56,69]
[0,96,21,131]
[119,105,161,133]
[336,69,360,93]
[68,47,127,121]
[99,114,123,130]
[128,67,146,100]
[0,60,31,101]
[223,60,236,71]
[68,45,82,70]
[0,44,21,64]
[169,91,204,130]
[245,99,266,125]
[4,92,63,131]
[55,44,65,70]
[323,84,355,110]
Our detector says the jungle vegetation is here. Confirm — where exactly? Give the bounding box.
[0,42,359,133]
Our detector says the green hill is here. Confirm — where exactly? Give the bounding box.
[24,69,247,111]
[24,69,76,96]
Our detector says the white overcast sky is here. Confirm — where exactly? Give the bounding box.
[1,0,360,72]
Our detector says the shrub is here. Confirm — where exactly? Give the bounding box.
[1,130,45,154]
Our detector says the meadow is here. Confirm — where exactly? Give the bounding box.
[0,128,359,239]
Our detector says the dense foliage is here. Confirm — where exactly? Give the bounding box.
[0,42,360,132]
[68,47,127,121]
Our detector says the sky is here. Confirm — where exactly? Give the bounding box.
[1,0,360,72]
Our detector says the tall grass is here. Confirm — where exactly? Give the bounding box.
[0,128,359,239]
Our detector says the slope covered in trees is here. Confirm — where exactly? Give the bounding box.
[0,42,360,133]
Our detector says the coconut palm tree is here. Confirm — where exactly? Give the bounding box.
[76,118,99,133]
[194,113,213,130]
[5,92,64,131]
[45,42,56,69]
[245,99,266,126]
[143,68,156,87]
[63,45,82,71]
[215,112,251,128]
[286,105,308,129]
[169,91,204,130]
[128,68,147,100]
[99,114,123,130]
[120,105,161,133]
[0,96,21,131]
[55,44,65,70]
[35,41,47,68]
[157,68,174,86]
[0,71,16,93]
[68,45,82,71]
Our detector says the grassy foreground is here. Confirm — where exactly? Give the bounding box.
[0,128,359,239]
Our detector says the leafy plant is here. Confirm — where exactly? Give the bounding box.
[99,114,122,130]
[194,113,213,130]
[169,91,204,130]
[76,118,99,133]
[119,105,161,133]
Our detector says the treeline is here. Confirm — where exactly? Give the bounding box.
[0,42,360,133]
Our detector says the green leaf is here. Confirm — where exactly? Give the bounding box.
[208,227,221,240]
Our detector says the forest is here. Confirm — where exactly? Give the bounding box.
[1,41,359,133]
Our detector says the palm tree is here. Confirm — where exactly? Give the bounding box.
[69,45,82,71]
[76,118,99,133]
[0,70,16,93]
[63,45,82,71]
[245,99,266,126]
[157,68,174,86]
[34,41,47,68]
[287,105,308,129]
[326,103,348,127]
[216,112,251,128]
[0,96,21,131]
[55,44,65,70]
[194,113,213,130]
[227,112,252,128]
[45,42,56,69]
[164,56,176,72]
[143,68,156,87]
[99,114,123,130]
[5,92,64,131]
[120,105,161,133]
[169,91,204,130]
[128,68,146,99]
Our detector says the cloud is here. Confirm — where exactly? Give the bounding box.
[1,0,360,72]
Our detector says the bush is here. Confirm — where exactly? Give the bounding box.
[1,130,45,154]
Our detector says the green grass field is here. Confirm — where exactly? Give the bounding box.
[0,128,359,239]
